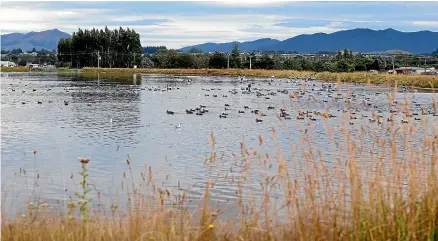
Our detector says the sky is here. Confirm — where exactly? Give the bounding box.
[1,1,438,49]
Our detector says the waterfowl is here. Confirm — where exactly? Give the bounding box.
[244,106,249,109]
[225,104,230,107]
[21,101,25,104]
[256,118,263,123]
[219,114,227,118]
[166,110,175,115]
[267,106,275,110]
[186,109,194,114]
[37,101,42,104]
[64,101,69,106]
[401,120,409,124]
[238,110,245,114]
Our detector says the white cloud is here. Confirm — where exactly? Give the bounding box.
[1,2,435,49]
[410,21,438,27]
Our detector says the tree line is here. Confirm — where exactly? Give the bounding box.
[52,28,438,71]
[57,27,142,68]
[140,46,438,72]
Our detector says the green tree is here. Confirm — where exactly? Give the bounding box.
[141,55,154,68]
[177,53,194,68]
[230,44,241,68]
[57,26,142,68]
[208,52,227,69]
[11,48,23,54]
[188,48,203,54]
[255,54,275,69]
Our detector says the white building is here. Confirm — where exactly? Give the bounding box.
[0,61,17,67]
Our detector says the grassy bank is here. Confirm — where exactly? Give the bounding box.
[1,66,30,72]
[83,67,438,88]
[2,85,437,241]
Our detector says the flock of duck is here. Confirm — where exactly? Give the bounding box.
[160,77,438,125]
[7,76,438,126]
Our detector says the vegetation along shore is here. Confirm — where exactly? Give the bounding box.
[82,67,438,88]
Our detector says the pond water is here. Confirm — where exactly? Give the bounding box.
[1,72,437,215]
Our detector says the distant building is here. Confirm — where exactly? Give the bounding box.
[395,67,434,75]
[0,61,17,67]
[26,63,40,68]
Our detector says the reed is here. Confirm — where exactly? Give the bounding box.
[2,82,438,241]
[1,66,30,72]
[83,67,438,88]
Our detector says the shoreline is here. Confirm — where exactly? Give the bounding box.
[82,67,438,88]
[2,66,438,88]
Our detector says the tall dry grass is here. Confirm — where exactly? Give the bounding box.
[1,66,30,72]
[2,82,438,241]
[83,67,438,88]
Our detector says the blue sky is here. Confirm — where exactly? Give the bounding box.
[1,1,437,48]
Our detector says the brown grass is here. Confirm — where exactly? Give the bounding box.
[83,67,438,88]
[2,82,438,241]
[1,66,30,72]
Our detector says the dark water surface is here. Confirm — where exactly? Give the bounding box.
[2,72,437,215]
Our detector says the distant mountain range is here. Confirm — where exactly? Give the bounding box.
[180,38,280,53]
[2,28,437,54]
[1,29,71,51]
[181,28,438,54]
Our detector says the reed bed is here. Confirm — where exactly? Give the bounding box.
[1,66,30,72]
[2,82,438,241]
[83,67,438,88]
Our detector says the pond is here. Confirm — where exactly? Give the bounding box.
[1,72,437,216]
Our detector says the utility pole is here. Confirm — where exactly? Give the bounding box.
[424,56,427,73]
[392,55,395,74]
[249,56,252,69]
[97,50,100,68]
[227,53,230,69]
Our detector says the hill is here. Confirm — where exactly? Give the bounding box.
[180,38,280,53]
[1,29,71,51]
[181,28,438,54]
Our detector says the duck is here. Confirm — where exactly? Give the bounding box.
[238,110,245,114]
[267,106,275,110]
[219,114,227,118]
[401,119,409,124]
[64,101,69,106]
[166,110,175,115]
[186,109,194,114]
[37,101,42,104]
[256,118,263,123]
[21,101,26,105]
